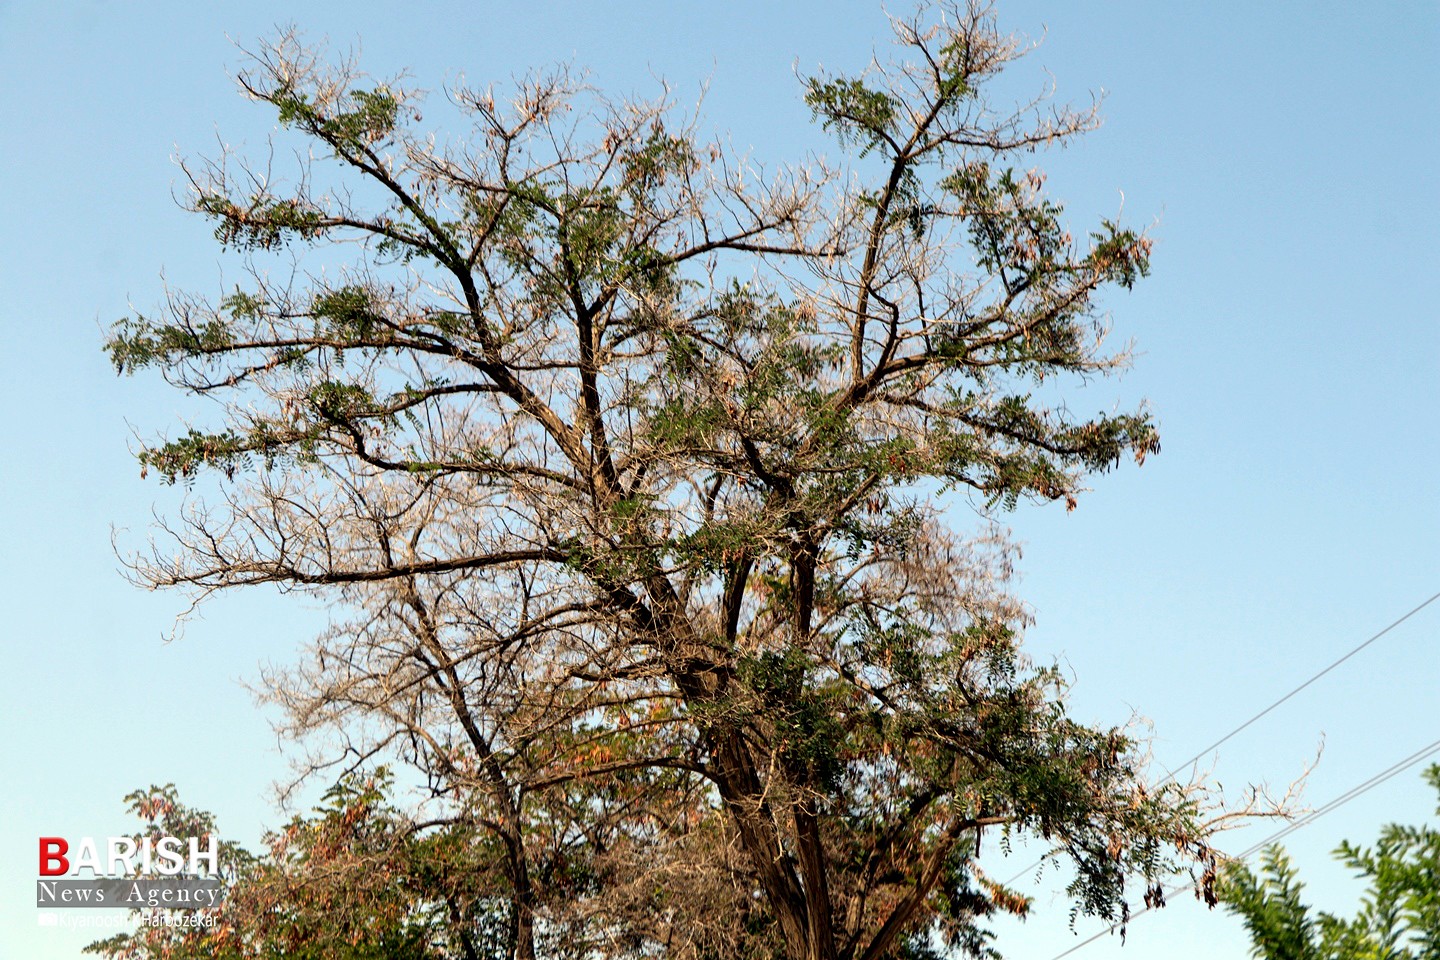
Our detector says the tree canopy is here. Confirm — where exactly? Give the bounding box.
[106,4,1238,958]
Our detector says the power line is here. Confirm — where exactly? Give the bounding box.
[1234,736,1440,859]
[1044,734,1440,960]
[1003,588,1440,886]
[1162,588,1440,779]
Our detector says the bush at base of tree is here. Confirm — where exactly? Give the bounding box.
[87,774,516,960]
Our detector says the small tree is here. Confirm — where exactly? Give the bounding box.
[84,785,251,960]
[1220,765,1440,960]
[87,775,504,960]
[110,3,1247,957]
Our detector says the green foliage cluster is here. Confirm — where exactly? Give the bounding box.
[107,314,234,375]
[274,86,401,148]
[196,193,328,251]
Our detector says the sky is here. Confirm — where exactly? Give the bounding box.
[1,1,1436,958]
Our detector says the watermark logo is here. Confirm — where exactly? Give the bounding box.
[37,836,223,909]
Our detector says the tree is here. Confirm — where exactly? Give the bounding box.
[85,785,253,960]
[1219,765,1440,960]
[108,3,1244,957]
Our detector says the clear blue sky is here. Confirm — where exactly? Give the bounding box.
[2,2,1436,958]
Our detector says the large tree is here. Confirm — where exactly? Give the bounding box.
[109,4,1242,957]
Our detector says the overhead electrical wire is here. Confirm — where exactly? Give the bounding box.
[1160,588,1440,779]
[1002,588,1440,887]
[1044,734,1440,960]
